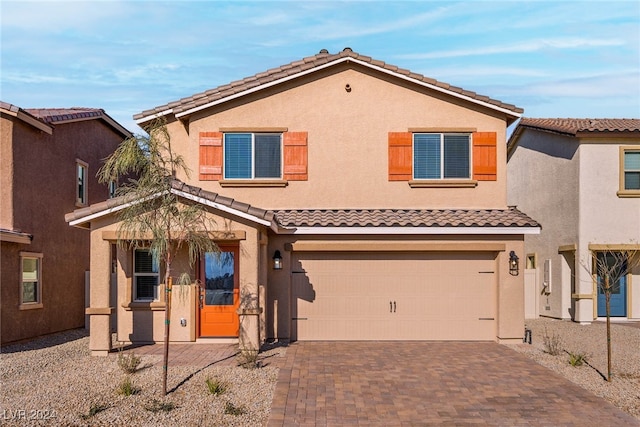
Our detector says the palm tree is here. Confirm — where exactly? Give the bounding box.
[98,118,218,395]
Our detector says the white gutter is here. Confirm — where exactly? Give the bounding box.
[281,226,541,235]
[138,56,521,123]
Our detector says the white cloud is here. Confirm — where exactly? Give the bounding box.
[398,37,627,59]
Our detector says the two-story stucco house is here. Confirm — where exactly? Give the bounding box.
[65,49,540,356]
[1,102,130,345]
[507,118,640,323]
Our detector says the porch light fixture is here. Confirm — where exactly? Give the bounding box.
[509,251,520,276]
[273,250,283,270]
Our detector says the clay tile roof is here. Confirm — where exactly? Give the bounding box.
[517,118,640,136]
[25,107,105,124]
[134,48,523,122]
[272,207,539,229]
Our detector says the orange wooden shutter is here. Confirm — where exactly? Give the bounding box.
[199,132,222,181]
[388,132,412,181]
[472,131,497,181]
[283,132,308,181]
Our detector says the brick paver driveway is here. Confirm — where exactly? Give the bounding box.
[268,342,639,426]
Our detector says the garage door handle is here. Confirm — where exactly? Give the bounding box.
[393,301,396,313]
[390,301,392,312]
[479,317,494,320]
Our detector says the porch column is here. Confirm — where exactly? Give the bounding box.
[87,233,113,356]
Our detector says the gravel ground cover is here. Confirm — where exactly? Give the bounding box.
[1,319,638,425]
[507,318,640,420]
[0,329,284,426]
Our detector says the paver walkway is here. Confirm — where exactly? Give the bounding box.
[268,341,639,426]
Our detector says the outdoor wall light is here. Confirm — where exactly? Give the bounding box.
[273,250,283,270]
[509,251,520,276]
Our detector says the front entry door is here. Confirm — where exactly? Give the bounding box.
[596,253,627,317]
[199,246,239,337]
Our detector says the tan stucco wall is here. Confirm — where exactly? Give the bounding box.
[266,234,525,343]
[508,131,640,322]
[86,205,266,351]
[166,64,509,210]
[1,115,15,228]
[1,116,125,345]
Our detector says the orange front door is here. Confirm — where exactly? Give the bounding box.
[199,246,239,337]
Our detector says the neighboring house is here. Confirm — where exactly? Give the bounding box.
[507,118,640,323]
[1,102,131,345]
[65,48,540,356]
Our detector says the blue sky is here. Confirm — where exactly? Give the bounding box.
[1,1,639,134]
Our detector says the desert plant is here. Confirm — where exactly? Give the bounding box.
[116,376,140,396]
[205,377,228,396]
[568,351,588,367]
[237,349,260,369]
[117,350,142,374]
[542,327,563,356]
[144,398,177,413]
[224,401,246,416]
[80,403,109,420]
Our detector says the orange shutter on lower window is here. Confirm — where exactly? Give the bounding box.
[472,132,497,181]
[388,132,412,181]
[199,132,223,181]
[283,132,308,181]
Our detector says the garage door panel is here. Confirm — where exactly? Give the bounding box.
[292,252,496,341]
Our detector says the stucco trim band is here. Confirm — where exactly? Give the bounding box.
[85,307,114,315]
[0,230,32,244]
[220,180,288,188]
[286,241,506,252]
[571,293,594,300]
[558,244,577,253]
[409,180,478,188]
[101,230,246,241]
[588,244,640,251]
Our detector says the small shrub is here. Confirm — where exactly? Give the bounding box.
[237,349,260,369]
[568,351,588,367]
[80,403,109,420]
[542,327,563,356]
[205,377,228,396]
[117,350,142,374]
[224,401,246,416]
[116,376,140,396]
[144,399,177,413]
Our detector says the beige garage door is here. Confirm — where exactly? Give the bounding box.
[291,252,497,341]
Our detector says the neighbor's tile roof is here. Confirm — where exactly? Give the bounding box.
[25,108,108,124]
[517,118,640,136]
[134,48,523,122]
[272,208,540,228]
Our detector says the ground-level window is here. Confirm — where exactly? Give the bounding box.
[134,249,159,301]
[20,252,43,308]
[413,133,470,180]
[76,159,88,206]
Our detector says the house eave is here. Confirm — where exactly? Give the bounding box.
[137,56,522,125]
[279,226,541,235]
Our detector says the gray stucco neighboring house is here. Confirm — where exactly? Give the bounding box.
[507,118,640,323]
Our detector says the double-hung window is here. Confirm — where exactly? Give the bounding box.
[20,252,43,308]
[623,150,640,190]
[224,133,282,179]
[134,249,159,301]
[413,133,471,180]
[76,159,88,206]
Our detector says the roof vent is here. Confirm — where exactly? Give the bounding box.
[319,49,329,54]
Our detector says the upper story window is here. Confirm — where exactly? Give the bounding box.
[224,133,282,179]
[76,159,88,206]
[413,133,470,180]
[618,146,640,197]
[134,249,159,301]
[20,252,43,309]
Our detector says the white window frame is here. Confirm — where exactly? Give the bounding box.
[76,159,88,207]
[20,252,43,310]
[223,133,283,180]
[412,133,472,180]
[133,249,160,302]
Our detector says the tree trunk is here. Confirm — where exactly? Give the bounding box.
[162,264,173,395]
[605,275,612,382]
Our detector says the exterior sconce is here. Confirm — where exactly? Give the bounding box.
[509,251,519,276]
[273,250,283,270]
